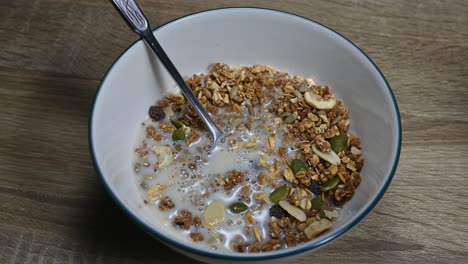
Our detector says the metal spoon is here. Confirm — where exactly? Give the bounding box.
[111,0,224,148]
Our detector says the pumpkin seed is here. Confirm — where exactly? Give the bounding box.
[172,128,185,141]
[270,185,289,203]
[203,201,225,229]
[293,90,304,101]
[170,119,184,129]
[297,83,309,93]
[284,114,296,124]
[311,195,322,211]
[330,134,348,153]
[320,177,341,191]
[229,202,248,214]
[290,158,309,174]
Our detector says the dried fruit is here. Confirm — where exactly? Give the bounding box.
[306,181,322,196]
[269,185,289,203]
[229,202,248,214]
[290,158,309,174]
[320,177,340,191]
[149,105,166,121]
[203,201,225,229]
[172,128,185,141]
[330,134,348,153]
[269,204,288,219]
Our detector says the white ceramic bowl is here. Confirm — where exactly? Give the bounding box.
[90,8,401,263]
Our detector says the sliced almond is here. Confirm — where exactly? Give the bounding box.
[304,91,336,110]
[278,200,306,222]
[311,144,341,165]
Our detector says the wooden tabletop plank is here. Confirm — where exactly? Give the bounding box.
[1,0,467,263]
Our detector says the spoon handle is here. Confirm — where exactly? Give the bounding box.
[111,0,224,145]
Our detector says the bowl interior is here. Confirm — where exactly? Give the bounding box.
[90,8,400,260]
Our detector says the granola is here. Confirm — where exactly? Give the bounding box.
[133,64,364,253]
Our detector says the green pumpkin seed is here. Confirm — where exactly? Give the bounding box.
[297,83,309,93]
[170,119,184,129]
[229,202,248,214]
[293,90,304,101]
[172,128,185,141]
[290,158,309,174]
[270,185,289,203]
[284,114,296,124]
[311,195,322,211]
[320,177,341,191]
[330,134,348,153]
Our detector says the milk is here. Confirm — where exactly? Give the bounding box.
[133,105,290,251]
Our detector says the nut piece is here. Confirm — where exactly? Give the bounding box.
[151,145,174,169]
[203,201,225,229]
[304,91,336,110]
[300,198,312,210]
[311,144,341,165]
[283,167,297,184]
[351,146,362,155]
[254,227,263,242]
[304,219,333,239]
[323,209,340,220]
[267,136,276,150]
[146,184,166,202]
[278,200,306,222]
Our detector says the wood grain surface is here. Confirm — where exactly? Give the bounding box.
[1,0,467,263]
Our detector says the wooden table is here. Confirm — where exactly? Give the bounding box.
[1,0,467,263]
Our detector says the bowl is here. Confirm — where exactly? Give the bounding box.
[89,7,401,263]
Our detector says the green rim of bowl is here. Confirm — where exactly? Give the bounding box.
[89,7,402,261]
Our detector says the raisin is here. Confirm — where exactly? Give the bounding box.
[269,204,288,219]
[149,105,166,121]
[306,180,322,196]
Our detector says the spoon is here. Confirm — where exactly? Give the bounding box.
[111,0,224,148]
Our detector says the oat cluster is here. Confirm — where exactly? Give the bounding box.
[134,64,364,252]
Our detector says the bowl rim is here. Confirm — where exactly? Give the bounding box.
[89,7,402,260]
